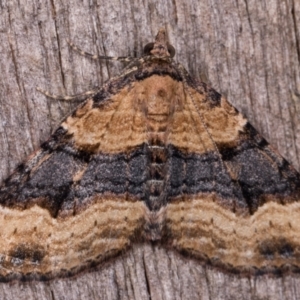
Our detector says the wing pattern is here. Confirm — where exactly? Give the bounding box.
[0,29,300,281]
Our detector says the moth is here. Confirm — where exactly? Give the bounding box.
[0,28,300,282]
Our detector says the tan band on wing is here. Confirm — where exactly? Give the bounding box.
[166,195,300,269]
[0,195,146,278]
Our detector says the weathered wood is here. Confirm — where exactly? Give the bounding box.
[0,0,300,299]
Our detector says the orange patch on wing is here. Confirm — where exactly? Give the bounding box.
[62,75,247,154]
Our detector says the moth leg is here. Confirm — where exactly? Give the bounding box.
[36,87,99,101]
[67,40,134,62]
[36,64,140,101]
[36,51,143,101]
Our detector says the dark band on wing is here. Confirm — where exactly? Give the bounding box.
[1,138,299,217]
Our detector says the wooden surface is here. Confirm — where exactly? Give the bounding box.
[0,0,300,299]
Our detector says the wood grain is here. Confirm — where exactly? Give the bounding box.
[0,0,300,298]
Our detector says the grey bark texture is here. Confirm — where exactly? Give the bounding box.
[0,0,300,299]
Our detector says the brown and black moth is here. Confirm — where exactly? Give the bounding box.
[0,28,300,282]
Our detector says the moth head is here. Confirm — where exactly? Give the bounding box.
[143,28,176,58]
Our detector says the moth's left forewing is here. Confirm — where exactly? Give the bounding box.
[0,81,149,281]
